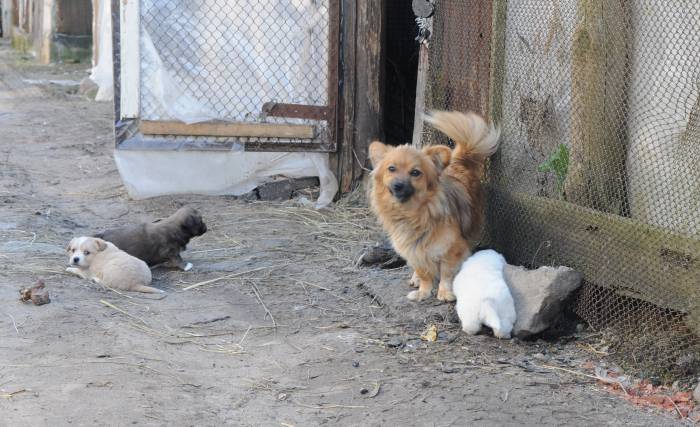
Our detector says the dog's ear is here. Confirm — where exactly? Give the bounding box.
[94,238,108,252]
[66,238,76,252]
[423,145,452,173]
[369,141,390,167]
[182,214,206,236]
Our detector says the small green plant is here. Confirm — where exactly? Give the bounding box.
[538,144,570,198]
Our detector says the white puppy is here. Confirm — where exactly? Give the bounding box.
[66,236,162,293]
[453,249,515,339]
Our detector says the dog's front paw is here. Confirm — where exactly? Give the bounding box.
[437,289,456,302]
[408,273,419,288]
[184,262,193,272]
[406,290,429,301]
[66,267,80,275]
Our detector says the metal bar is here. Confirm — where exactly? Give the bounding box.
[262,102,330,121]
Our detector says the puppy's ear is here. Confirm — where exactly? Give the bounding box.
[95,238,108,252]
[369,141,390,167]
[66,238,76,252]
[423,145,452,173]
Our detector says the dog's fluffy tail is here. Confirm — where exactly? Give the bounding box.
[424,110,500,166]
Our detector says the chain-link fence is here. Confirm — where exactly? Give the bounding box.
[138,0,335,149]
[422,0,700,380]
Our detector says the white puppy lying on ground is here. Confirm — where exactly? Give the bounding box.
[66,236,162,293]
[453,249,515,339]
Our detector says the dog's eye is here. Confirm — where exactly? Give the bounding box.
[388,165,396,172]
[84,251,90,255]
[410,169,422,177]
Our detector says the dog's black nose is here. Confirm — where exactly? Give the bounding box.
[390,180,414,202]
[72,257,80,264]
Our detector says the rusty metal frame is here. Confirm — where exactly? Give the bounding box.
[256,0,341,152]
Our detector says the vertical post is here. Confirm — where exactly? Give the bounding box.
[351,0,383,187]
[565,0,629,214]
[119,0,139,119]
[411,18,432,148]
[38,0,52,64]
[334,0,356,193]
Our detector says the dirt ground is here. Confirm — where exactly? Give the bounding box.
[0,41,686,426]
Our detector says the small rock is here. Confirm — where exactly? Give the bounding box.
[533,353,547,360]
[441,365,459,374]
[693,383,700,403]
[359,388,369,395]
[504,264,583,338]
[19,279,50,305]
[352,361,360,368]
[386,337,404,348]
[277,393,288,401]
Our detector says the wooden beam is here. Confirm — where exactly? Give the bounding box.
[348,0,384,189]
[140,120,316,139]
[485,188,700,327]
[565,0,630,215]
[332,0,356,194]
[119,0,139,119]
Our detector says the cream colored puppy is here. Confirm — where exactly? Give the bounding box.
[66,236,162,293]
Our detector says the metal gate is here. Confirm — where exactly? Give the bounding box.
[113,0,340,152]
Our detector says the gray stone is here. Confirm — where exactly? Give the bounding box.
[504,264,583,339]
[693,382,700,403]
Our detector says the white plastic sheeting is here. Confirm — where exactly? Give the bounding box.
[115,149,338,209]
[140,0,328,122]
[89,0,114,101]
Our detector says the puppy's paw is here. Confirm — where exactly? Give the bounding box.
[184,262,193,272]
[66,267,81,276]
[437,289,456,302]
[408,273,419,288]
[406,290,429,301]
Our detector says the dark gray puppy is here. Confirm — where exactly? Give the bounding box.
[94,206,207,270]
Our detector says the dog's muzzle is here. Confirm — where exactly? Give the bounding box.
[390,180,414,203]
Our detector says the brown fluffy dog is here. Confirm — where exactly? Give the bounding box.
[368,111,499,302]
[94,206,207,270]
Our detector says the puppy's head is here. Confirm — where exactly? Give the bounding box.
[369,141,451,205]
[66,236,107,268]
[172,206,207,238]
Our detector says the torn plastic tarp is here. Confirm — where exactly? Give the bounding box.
[114,149,338,209]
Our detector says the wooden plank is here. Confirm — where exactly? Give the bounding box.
[140,120,316,139]
[485,188,700,325]
[119,0,138,119]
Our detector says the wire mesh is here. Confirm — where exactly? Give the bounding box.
[138,0,333,148]
[422,0,700,380]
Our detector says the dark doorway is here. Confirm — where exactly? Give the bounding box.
[383,2,420,145]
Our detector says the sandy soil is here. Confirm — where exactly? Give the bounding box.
[0,41,684,426]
